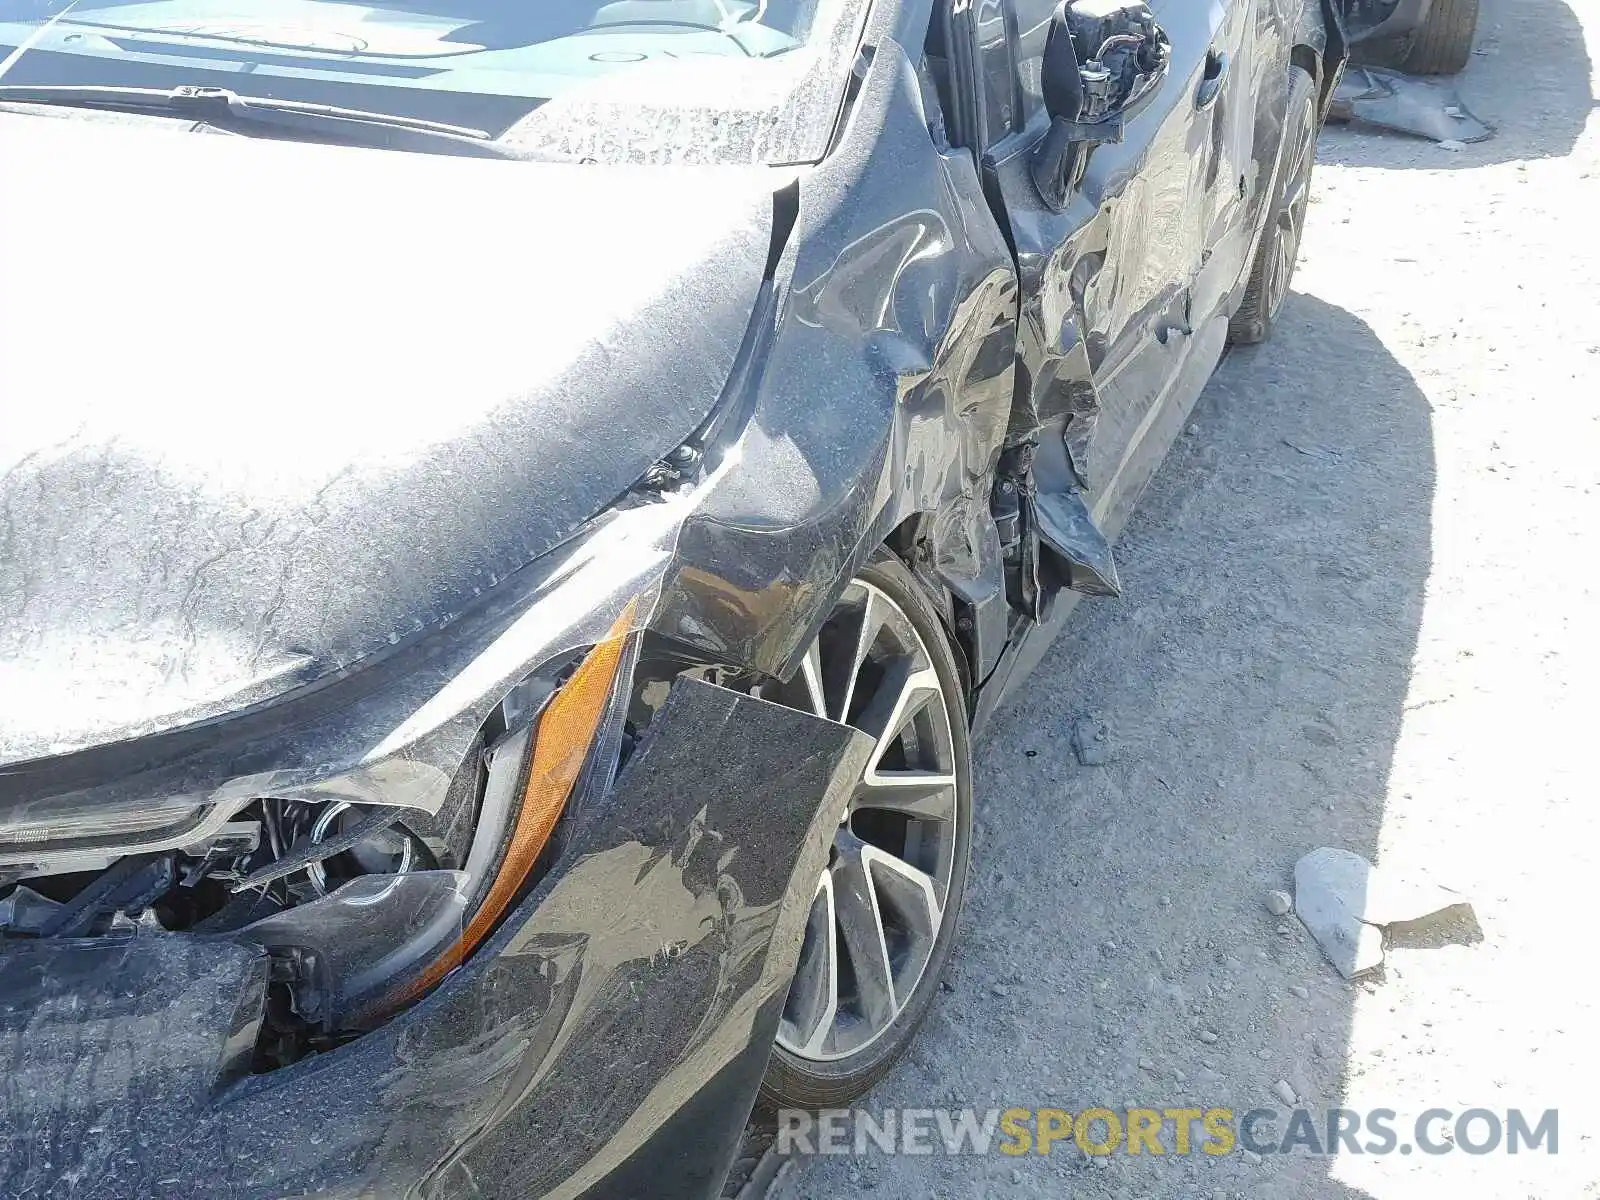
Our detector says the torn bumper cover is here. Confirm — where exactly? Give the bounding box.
[0,681,870,1200]
[1328,64,1491,142]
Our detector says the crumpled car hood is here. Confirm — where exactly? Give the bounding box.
[0,112,776,767]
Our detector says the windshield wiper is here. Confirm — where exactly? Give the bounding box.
[0,84,530,157]
[592,18,758,55]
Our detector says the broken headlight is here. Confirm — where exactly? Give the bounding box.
[0,608,640,1071]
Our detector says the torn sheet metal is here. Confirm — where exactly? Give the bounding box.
[976,0,1295,620]
[648,38,1019,683]
[1032,489,1121,598]
[1329,65,1493,143]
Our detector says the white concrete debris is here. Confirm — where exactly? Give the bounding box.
[1292,847,1471,978]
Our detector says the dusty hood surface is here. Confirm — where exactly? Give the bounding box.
[0,112,776,766]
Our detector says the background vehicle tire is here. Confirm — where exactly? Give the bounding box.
[1401,0,1480,75]
[1229,66,1319,347]
[759,551,973,1109]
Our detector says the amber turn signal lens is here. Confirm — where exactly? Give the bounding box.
[407,602,637,999]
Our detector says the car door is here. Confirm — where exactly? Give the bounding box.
[952,0,1247,593]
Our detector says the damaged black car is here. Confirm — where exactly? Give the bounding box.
[0,0,1346,1194]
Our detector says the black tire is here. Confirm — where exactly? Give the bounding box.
[759,551,973,1109]
[1401,0,1479,75]
[1229,66,1319,346]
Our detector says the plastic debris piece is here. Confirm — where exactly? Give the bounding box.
[1329,66,1493,144]
[1293,848,1471,978]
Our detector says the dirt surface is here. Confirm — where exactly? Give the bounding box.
[778,0,1600,1196]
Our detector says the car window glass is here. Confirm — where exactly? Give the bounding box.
[1011,0,1055,126]
[970,0,1016,141]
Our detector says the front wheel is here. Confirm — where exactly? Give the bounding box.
[759,552,973,1108]
[1229,65,1319,346]
[1401,0,1479,75]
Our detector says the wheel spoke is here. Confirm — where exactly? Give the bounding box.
[831,834,897,1028]
[832,587,882,724]
[855,656,942,773]
[1269,228,1293,309]
[782,873,839,1056]
[864,844,944,932]
[854,770,958,820]
[1282,176,1309,220]
[1269,118,1314,308]
[798,640,828,720]
[1284,142,1313,203]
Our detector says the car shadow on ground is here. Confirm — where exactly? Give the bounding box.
[779,292,1434,1198]
[1323,0,1593,169]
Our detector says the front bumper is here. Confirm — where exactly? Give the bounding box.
[0,681,870,1200]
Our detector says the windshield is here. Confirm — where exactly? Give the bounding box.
[0,0,870,161]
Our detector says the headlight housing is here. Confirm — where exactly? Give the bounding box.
[1,586,649,1071]
[263,606,643,1059]
[403,604,638,1004]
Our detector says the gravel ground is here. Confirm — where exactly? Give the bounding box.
[778,0,1600,1196]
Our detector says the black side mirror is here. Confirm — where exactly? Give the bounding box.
[1040,1,1086,125]
[1030,1,1171,210]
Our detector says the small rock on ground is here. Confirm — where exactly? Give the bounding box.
[1071,716,1112,765]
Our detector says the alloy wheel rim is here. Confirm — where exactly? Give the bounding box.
[766,580,960,1062]
[1265,111,1316,317]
